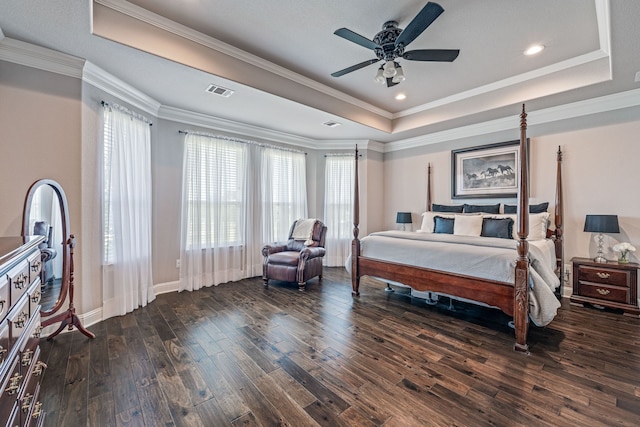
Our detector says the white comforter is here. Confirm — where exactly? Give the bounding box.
[346,231,561,326]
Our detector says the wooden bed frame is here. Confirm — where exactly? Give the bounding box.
[350,105,564,353]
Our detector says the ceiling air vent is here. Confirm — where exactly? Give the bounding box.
[322,120,341,128]
[205,84,234,97]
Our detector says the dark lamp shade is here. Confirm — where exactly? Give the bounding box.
[396,212,412,224]
[584,214,620,233]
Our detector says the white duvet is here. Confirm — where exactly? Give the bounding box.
[346,231,561,326]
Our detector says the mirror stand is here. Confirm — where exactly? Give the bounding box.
[41,235,95,340]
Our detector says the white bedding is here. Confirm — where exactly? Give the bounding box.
[346,230,561,326]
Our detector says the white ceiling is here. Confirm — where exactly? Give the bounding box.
[1,0,640,145]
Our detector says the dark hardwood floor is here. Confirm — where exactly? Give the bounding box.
[38,268,640,426]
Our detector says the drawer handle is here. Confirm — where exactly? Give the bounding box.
[31,289,41,304]
[0,345,6,360]
[21,348,33,367]
[14,272,28,289]
[21,393,33,413]
[6,372,23,395]
[33,325,43,339]
[14,311,29,329]
[31,260,41,272]
[596,272,610,279]
[0,299,5,312]
[32,401,43,419]
[597,288,611,296]
[33,360,47,376]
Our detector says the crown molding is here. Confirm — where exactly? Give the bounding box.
[385,87,640,153]
[94,0,392,120]
[0,37,84,78]
[82,61,161,115]
[158,105,322,149]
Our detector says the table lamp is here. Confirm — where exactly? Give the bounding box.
[584,214,619,263]
[396,212,412,231]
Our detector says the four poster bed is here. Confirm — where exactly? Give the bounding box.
[349,105,564,352]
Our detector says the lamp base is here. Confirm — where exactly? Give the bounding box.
[593,255,608,263]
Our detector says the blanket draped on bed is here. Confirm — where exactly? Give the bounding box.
[345,230,560,326]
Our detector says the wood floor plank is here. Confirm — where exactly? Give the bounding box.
[37,268,640,426]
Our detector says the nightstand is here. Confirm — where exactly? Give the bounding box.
[571,257,639,316]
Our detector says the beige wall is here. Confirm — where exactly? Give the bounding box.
[382,120,640,273]
[0,60,82,309]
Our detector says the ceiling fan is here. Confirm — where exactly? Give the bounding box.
[331,1,459,87]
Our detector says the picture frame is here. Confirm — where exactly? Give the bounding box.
[451,140,525,199]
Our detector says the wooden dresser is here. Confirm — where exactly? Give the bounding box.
[571,257,640,316]
[0,236,47,427]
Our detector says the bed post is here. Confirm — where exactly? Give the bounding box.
[351,146,361,296]
[514,104,530,353]
[555,146,564,296]
[427,162,432,212]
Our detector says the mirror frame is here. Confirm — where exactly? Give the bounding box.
[22,179,71,318]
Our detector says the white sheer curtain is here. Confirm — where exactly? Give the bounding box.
[179,134,248,291]
[261,147,308,243]
[179,134,308,288]
[323,155,354,266]
[102,104,154,317]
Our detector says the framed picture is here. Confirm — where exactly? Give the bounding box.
[451,140,524,199]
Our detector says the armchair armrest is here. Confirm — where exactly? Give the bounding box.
[262,243,288,257]
[300,247,326,260]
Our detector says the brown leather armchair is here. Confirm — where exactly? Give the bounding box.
[262,219,327,291]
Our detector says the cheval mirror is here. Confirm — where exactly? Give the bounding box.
[22,179,95,340]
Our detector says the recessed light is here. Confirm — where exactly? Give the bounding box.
[524,44,545,56]
[395,93,407,100]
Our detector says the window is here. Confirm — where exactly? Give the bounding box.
[182,134,247,248]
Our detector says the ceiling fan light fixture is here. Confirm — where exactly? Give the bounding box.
[374,66,386,83]
[382,60,397,78]
[392,63,405,83]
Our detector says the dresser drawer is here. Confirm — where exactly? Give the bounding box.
[7,297,30,348]
[0,321,9,369]
[577,265,630,287]
[8,261,30,307]
[577,282,629,304]
[0,276,8,321]
[26,279,42,318]
[27,251,42,285]
[18,312,42,371]
[0,355,22,421]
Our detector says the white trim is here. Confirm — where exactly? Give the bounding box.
[154,280,180,295]
[394,50,610,119]
[82,61,161,116]
[159,105,320,149]
[0,37,84,78]
[94,0,392,119]
[384,88,640,153]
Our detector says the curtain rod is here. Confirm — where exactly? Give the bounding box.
[324,153,362,157]
[178,130,306,155]
[101,101,152,126]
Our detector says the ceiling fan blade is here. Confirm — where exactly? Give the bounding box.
[334,28,380,51]
[395,2,444,48]
[403,49,459,62]
[331,58,380,77]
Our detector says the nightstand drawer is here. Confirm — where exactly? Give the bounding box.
[577,282,629,304]
[577,265,630,287]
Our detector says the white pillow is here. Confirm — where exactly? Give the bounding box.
[483,212,550,241]
[453,214,483,237]
[419,211,454,233]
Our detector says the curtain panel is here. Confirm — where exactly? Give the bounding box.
[102,104,155,317]
[323,155,354,267]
